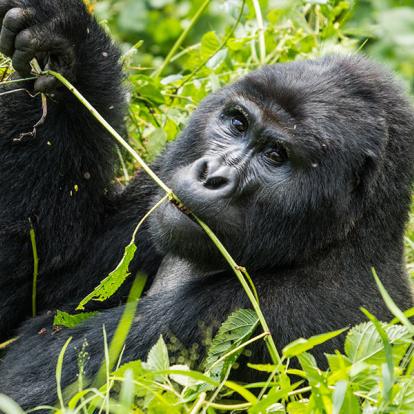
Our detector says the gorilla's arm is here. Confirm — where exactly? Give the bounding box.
[0,0,159,334]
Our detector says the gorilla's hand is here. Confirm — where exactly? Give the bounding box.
[0,0,90,92]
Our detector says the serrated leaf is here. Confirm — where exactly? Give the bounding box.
[204,308,259,381]
[344,321,411,365]
[144,335,170,381]
[77,242,137,310]
[282,328,347,358]
[53,310,98,328]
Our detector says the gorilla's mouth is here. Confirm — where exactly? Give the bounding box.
[158,199,204,236]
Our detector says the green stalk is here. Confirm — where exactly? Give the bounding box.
[45,70,281,365]
[29,219,39,317]
[252,0,266,65]
[152,0,211,79]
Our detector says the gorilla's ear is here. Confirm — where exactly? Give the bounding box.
[353,128,388,199]
[353,114,388,197]
[353,151,378,195]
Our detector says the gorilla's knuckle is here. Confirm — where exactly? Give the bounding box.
[15,28,36,49]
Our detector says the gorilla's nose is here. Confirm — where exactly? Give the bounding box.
[194,157,237,194]
[172,157,238,207]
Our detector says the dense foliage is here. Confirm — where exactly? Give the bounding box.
[1,0,414,412]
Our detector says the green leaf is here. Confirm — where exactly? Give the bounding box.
[53,310,98,328]
[287,401,309,414]
[282,328,347,358]
[200,31,220,61]
[112,360,147,379]
[77,242,137,310]
[247,363,277,372]
[345,321,411,365]
[360,308,394,403]
[206,48,227,69]
[168,364,200,387]
[332,380,361,414]
[204,308,259,381]
[144,335,170,380]
[146,128,167,161]
[132,74,165,105]
[392,377,414,412]
[332,380,347,414]
[325,352,351,372]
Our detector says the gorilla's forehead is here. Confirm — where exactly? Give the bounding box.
[228,57,369,116]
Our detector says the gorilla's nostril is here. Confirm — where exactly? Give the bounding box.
[197,160,209,182]
[204,176,228,190]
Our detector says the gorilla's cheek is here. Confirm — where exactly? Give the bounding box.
[154,201,203,239]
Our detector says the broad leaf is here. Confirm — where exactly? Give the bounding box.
[53,310,98,328]
[204,308,259,381]
[144,335,170,381]
[345,322,411,365]
[77,242,137,310]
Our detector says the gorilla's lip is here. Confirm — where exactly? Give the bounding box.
[160,199,204,233]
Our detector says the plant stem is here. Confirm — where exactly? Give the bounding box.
[190,392,206,414]
[45,70,281,366]
[153,0,211,79]
[252,0,266,65]
[0,76,37,85]
[29,219,39,317]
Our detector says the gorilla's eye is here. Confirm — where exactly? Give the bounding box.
[265,145,288,164]
[231,114,248,133]
[228,107,249,133]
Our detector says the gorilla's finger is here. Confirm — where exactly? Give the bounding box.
[11,48,33,75]
[0,7,33,56]
[0,0,14,26]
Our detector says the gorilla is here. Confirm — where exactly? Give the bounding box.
[0,0,414,409]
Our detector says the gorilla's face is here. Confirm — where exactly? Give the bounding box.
[150,57,389,270]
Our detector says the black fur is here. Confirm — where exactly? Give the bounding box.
[0,0,414,409]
